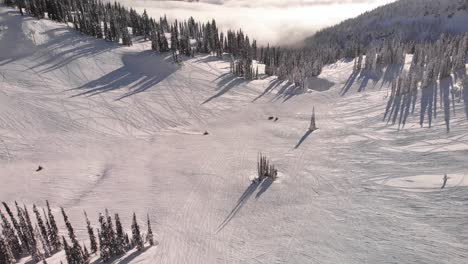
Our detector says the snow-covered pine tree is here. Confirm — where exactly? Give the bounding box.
[0,209,22,260]
[142,9,150,41]
[46,201,61,252]
[61,208,85,264]
[310,107,317,131]
[131,213,143,251]
[62,236,72,264]
[146,214,154,246]
[98,214,110,261]
[35,224,50,260]
[33,204,51,256]
[83,243,90,260]
[104,210,118,257]
[0,235,14,264]
[124,233,130,250]
[2,202,28,254]
[83,211,98,254]
[114,213,126,255]
[18,203,41,262]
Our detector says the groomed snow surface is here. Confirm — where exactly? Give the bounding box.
[0,6,467,264]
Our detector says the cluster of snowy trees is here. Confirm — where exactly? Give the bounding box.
[0,201,154,264]
[349,32,468,128]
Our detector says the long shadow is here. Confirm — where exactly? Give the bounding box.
[294,130,313,149]
[400,92,417,129]
[270,81,306,103]
[383,93,396,121]
[116,245,151,264]
[440,78,453,132]
[389,95,402,125]
[216,182,260,233]
[202,74,244,104]
[340,71,359,96]
[357,73,371,93]
[276,84,304,103]
[89,245,151,264]
[380,64,403,89]
[255,177,274,199]
[70,51,177,99]
[252,78,282,102]
[411,89,418,114]
[420,83,436,128]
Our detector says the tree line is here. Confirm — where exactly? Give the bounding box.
[1,0,300,82]
[1,0,466,91]
[0,201,154,264]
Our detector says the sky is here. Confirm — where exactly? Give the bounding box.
[116,0,397,45]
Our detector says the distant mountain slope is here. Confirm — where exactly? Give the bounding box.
[305,0,468,48]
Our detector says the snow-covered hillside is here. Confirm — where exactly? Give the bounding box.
[1,5,467,264]
[306,0,468,48]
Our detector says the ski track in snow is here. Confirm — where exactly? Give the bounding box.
[0,6,467,264]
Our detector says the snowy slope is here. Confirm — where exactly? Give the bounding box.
[305,0,468,48]
[1,6,468,264]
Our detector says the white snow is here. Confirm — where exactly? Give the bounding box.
[0,6,467,264]
[376,174,468,192]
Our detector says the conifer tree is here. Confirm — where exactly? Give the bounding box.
[131,213,143,250]
[83,211,97,254]
[0,235,14,264]
[61,208,85,264]
[0,209,22,260]
[114,213,126,254]
[2,202,27,254]
[33,204,51,256]
[46,201,61,252]
[98,214,110,261]
[83,244,90,260]
[105,210,118,257]
[62,236,72,264]
[17,203,41,262]
[146,214,154,246]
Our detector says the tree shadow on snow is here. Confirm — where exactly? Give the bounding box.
[216,177,276,233]
[252,78,283,102]
[340,71,359,96]
[216,181,259,233]
[202,73,245,104]
[294,130,313,149]
[272,81,304,103]
[90,245,151,264]
[27,28,119,73]
[341,69,384,96]
[255,177,274,199]
[70,50,177,100]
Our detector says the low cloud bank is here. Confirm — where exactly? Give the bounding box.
[115,0,395,45]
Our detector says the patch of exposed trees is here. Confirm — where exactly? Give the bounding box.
[256,153,278,182]
[0,201,154,264]
[349,33,468,128]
